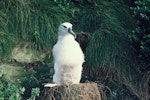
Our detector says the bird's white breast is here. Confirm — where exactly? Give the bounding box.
[53,35,84,67]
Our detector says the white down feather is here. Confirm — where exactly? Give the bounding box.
[52,22,84,85]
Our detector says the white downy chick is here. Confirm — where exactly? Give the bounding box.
[45,22,84,87]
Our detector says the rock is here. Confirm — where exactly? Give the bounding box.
[12,47,46,63]
[40,82,101,100]
[0,63,24,84]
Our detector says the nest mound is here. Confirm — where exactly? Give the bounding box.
[40,82,101,100]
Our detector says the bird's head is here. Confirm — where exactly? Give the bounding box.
[58,22,76,38]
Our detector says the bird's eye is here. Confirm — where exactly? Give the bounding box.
[63,25,67,28]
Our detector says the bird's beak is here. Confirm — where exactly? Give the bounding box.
[68,28,76,38]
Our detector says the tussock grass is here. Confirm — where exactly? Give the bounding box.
[72,0,149,99]
[0,0,72,58]
[0,11,15,59]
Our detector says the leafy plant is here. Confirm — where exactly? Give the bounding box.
[0,75,40,100]
[0,75,25,100]
[129,0,150,99]
[130,0,150,71]
[27,88,40,100]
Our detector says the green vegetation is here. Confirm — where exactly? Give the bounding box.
[0,0,149,100]
[130,0,150,70]
[0,75,39,100]
[0,0,72,58]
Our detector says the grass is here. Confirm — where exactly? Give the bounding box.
[73,1,149,99]
[0,0,73,59]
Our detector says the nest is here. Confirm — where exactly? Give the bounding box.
[40,82,101,100]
